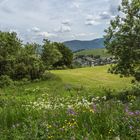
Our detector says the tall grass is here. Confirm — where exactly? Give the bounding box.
[0,84,140,139]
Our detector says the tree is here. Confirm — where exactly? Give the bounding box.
[41,39,62,69]
[104,0,140,81]
[0,32,45,81]
[14,43,45,80]
[0,31,21,77]
[53,42,73,68]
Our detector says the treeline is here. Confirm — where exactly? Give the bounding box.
[0,31,73,86]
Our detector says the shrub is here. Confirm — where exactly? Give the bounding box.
[14,78,31,86]
[104,84,140,103]
[41,71,61,81]
[134,71,140,82]
[0,75,14,88]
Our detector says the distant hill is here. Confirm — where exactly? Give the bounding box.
[64,38,105,51]
[74,48,110,58]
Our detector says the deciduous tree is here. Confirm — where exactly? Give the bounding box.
[104,0,140,81]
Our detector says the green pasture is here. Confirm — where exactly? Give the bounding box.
[52,65,132,91]
[74,48,110,57]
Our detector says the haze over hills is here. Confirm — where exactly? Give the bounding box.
[64,38,105,51]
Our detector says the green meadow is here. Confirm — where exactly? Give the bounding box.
[52,65,132,90]
[1,65,140,140]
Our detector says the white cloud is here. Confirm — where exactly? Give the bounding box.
[55,25,71,33]
[72,2,80,8]
[85,14,100,26]
[37,32,57,38]
[0,0,121,42]
[31,27,40,32]
[99,11,111,20]
[85,10,114,26]
[60,26,71,32]
[75,33,95,37]
[85,20,100,26]
[86,15,95,21]
[62,20,71,26]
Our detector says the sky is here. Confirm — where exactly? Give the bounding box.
[0,0,121,43]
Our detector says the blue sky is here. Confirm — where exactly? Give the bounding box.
[0,0,121,43]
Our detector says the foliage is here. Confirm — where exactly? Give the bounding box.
[0,75,13,88]
[41,39,62,69]
[104,83,140,103]
[41,71,61,81]
[104,0,140,81]
[0,83,140,139]
[0,31,21,77]
[0,31,74,86]
[0,32,46,82]
[53,42,73,68]
[13,43,45,80]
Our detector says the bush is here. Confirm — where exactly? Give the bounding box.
[14,78,31,86]
[0,75,14,88]
[41,71,61,81]
[135,71,140,82]
[104,84,140,103]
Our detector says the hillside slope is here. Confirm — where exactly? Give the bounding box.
[64,38,104,51]
[52,65,132,90]
[74,48,110,57]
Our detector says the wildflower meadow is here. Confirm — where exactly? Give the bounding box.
[0,81,140,140]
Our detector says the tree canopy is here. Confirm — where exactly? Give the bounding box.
[104,0,140,81]
[0,32,73,85]
[41,39,62,69]
[53,42,73,69]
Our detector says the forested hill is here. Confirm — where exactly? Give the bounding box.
[64,38,105,51]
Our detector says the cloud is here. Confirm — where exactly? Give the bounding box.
[57,25,71,33]
[109,0,121,16]
[29,27,57,39]
[99,12,111,20]
[61,20,71,26]
[71,32,96,40]
[55,20,71,33]
[85,15,100,26]
[0,0,121,42]
[75,33,95,37]
[0,0,9,5]
[72,2,80,8]
[85,10,114,26]
[85,20,100,26]
[37,32,57,38]
[1,6,14,14]
[31,27,40,32]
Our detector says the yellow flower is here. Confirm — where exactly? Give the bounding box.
[89,109,94,113]
[47,125,52,128]
[48,136,53,139]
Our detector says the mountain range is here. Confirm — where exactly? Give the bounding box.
[64,38,105,51]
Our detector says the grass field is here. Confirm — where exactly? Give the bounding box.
[74,48,110,57]
[52,65,132,91]
[1,65,140,140]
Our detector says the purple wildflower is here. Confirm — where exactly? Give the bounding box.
[67,108,76,115]
[135,110,140,115]
[128,111,135,116]
[125,106,140,116]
